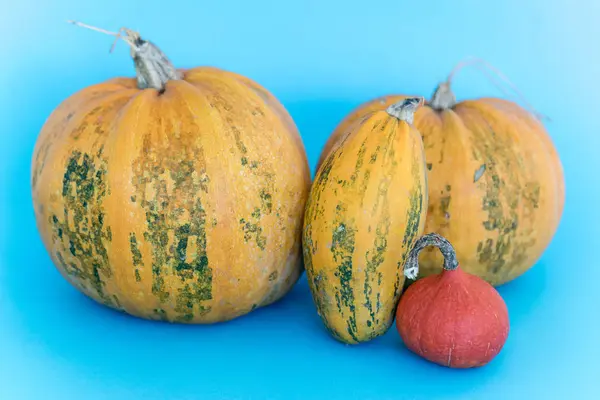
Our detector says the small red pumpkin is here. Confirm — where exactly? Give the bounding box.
[396,233,509,368]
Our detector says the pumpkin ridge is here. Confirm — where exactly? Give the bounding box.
[178,77,308,315]
[55,146,115,306]
[361,118,398,335]
[303,150,335,323]
[331,115,391,341]
[330,205,359,343]
[304,119,362,341]
[457,105,531,282]
[42,90,143,310]
[396,151,425,294]
[114,86,215,321]
[227,70,308,160]
[183,75,300,306]
[32,89,136,190]
[129,232,144,282]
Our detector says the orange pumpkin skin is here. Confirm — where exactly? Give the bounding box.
[318,89,564,286]
[31,66,311,323]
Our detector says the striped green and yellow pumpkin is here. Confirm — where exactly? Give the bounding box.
[317,75,565,287]
[31,26,311,323]
[302,98,428,344]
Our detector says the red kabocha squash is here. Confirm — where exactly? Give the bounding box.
[30,23,311,323]
[396,233,510,368]
[317,59,565,286]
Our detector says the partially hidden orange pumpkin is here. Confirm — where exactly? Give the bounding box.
[31,25,311,323]
[317,65,565,286]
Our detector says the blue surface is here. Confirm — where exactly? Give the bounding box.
[1,1,599,399]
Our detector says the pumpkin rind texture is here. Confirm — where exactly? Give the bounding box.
[318,92,565,286]
[303,103,428,344]
[31,67,311,323]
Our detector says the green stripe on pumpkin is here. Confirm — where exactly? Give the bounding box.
[331,204,358,343]
[56,148,115,307]
[396,151,425,295]
[131,121,214,320]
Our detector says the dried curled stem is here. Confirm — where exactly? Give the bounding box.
[404,233,459,280]
[67,20,181,91]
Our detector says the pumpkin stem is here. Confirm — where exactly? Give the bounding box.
[429,82,457,110]
[67,20,181,91]
[404,233,459,280]
[385,97,424,124]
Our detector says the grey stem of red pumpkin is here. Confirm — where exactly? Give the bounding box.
[67,20,181,91]
[445,56,549,122]
[404,233,459,280]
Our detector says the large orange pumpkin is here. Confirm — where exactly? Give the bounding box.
[317,69,565,287]
[31,26,311,323]
[303,98,428,344]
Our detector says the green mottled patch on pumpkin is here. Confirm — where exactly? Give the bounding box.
[175,284,200,322]
[170,160,195,189]
[55,250,83,278]
[331,207,358,343]
[477,155,520,274]
[228,117,248,154]
[302,142,347,339]
[350,140,366,183]
[358,169,371,207]
[364,199,391,334]
[52,148,115,307]
[362,122,398,337]
[173,200,211,286]
[130,233,143,267]
[112,295,122,308]
[260,190,273,214]
[369,146,381,164]
[396,153,424,296]
[523,182,540,211]
[153,308,168,321]
[478,238,494,263]
[402,180,424,248]
[439,187,451,222]
[308,270,342,340]
[364,212,389,331]
[171,199,213,318]
[142,205,170,304]
[268,271,278,281]
[239,217,267,250]
[213,103,276,253]
[463,114,537,281]
[131,108,214,321]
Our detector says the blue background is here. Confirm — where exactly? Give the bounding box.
[1,1,599,399]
